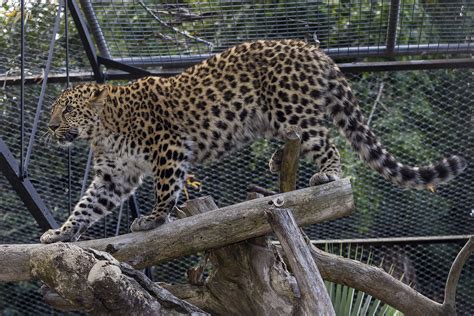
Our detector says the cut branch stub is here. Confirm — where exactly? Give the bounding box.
[280,127,302,193]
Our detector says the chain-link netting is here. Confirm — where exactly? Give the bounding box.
[0,1,473,315]
[1,68,472,314]
[87,0,472,63]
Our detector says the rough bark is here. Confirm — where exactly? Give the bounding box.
[37,237,473,316]
[1,175,470,315]
[267,207,335,315]
[174,195,299,315]
[0,178,353,282]
[30,243,207,315]
[306,241,459,316]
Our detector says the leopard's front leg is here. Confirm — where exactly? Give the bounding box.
[40,158,141,243]
[131,147,189,232]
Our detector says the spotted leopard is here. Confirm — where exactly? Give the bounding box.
[40,39,466,243]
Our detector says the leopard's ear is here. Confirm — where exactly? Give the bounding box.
[89,85,109,111]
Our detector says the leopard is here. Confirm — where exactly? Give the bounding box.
[40,39,466,243]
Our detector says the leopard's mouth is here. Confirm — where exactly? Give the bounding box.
[54,128,79,146]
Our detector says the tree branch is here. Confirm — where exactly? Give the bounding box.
[279,127,301,193]
[306,241,449,316]
[0,178,353,282]
[267,207,335,315]
[443,236,474,310]
[20,231,473,315]
[138,0,213,47]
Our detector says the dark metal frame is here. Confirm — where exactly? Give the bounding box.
[3,57,474,87]
[0,138,58,230]
[68,0,104,83]
[309,235,472,246]
[0,1,62,231]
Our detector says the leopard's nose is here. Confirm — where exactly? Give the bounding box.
[48,122,60,131]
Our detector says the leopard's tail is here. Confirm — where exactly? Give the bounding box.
[325,76,467,189]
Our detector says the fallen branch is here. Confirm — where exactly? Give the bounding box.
[0,178,354,282]
[11,201,472,315]
[34,237,474,316]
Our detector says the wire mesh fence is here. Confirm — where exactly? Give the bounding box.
[0,1,473,315]
[1,68,472,314]
[87,0,473,64]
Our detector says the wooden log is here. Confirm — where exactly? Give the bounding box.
[33,238,474,316]
[267,207,335,315]
[0,178,354,282]
[177,196,299,315]
[30,243,207,315]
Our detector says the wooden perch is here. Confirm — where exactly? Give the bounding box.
[0,178,353,282]
[30,243,207,315]
[31,236,474,316]
[170,196,301,315]
[267,207,335,315]
[268,127,335,314]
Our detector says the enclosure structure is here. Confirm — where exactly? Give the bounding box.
[0,0,472,314]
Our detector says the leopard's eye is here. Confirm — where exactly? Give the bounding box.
[64,104,73,113]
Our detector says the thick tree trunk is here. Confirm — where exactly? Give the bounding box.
[174,195,299,315]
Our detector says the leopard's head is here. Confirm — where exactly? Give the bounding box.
[48,83,109,145]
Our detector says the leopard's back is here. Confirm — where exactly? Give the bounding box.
[165,39,466,189]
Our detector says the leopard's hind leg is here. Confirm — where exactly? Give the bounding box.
[300,126,342,186]
[267,125,341,186]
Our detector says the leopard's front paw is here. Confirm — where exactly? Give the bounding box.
[130,214,171,232]
[40,228,76,244]
[309,172,340,186]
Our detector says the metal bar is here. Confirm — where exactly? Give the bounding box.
[301,235,472,246]
[2,58,474,87]
[67,0,104,82]
[80,147,93,196]
[327,43,473,57]
[110,54,214,69]
[24,2,63,173]
[79,0,111,58]
[128,194,141,219]
[65,0,73,215]
[0,138,59,230]
[3,57,474,87]
[112,43,473,67]
[98,56,151,76]
[386,0,401,55]
[338,58,474,73]
[19,0,25,179]
[115,203,124,236]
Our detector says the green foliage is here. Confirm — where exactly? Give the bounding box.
[324,244,403,316]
